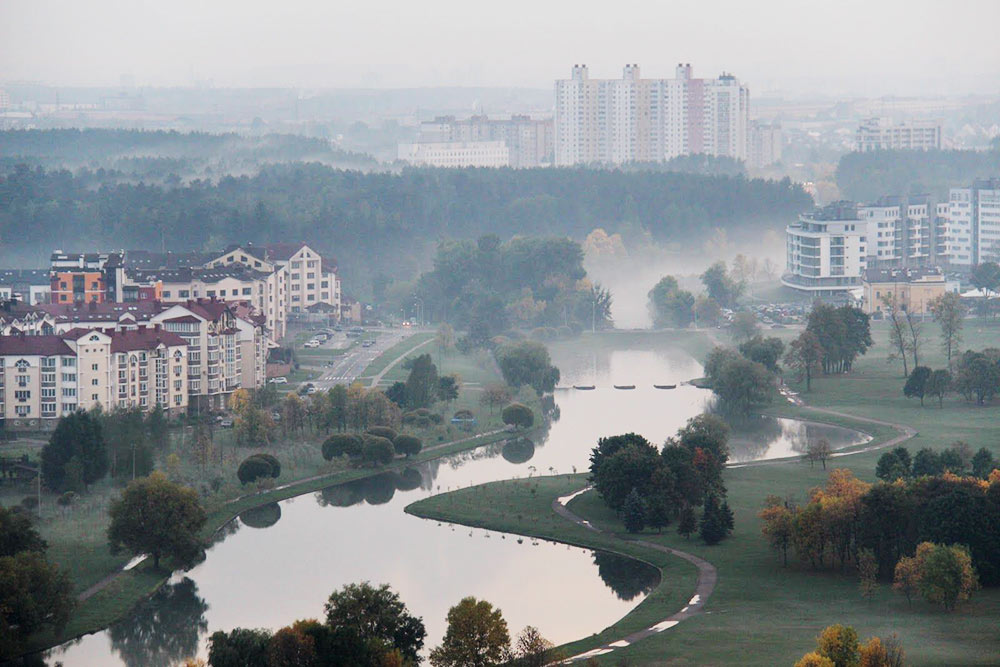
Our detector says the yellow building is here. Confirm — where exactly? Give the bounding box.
[862,268,947,315]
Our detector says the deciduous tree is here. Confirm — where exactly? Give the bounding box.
[41,410,108,492]
[929,292,966,368]
[430,597,511,667]
[785,330,824,391]
[925,369,952,407]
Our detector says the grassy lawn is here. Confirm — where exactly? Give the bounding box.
[358,331,436,383]
[407,324,1000,666]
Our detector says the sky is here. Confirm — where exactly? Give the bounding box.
[2,0,999,97]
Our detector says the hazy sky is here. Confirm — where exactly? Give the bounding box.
[2,0,999,96]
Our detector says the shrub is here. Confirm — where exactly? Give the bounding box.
[362,435,395,466]
[237,455,279,485]
[366,426,398,441]
[56,491,77,507]
[453,409,474,420]
[502,403,535,429]
[321,434,363,460]
[251,453,281,478]
[394,434,423,458]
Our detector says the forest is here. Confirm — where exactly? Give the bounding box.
[0,159,812,295]
[836,146,1000,202]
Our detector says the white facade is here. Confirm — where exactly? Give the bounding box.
[414,115,553,167]
[856,118,942,152]
[947,181,1000,266]
[748,121,782,168]
[398,141,510,168]
[783,204,868,294]
[555,63,749,166]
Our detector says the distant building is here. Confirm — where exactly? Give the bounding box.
[555,63,749,166]
[946,179,1000,266]
[861,267,947,315]
[858,195,950,267]
[0,270,51,305]
[414,115,553,167]
[783,202,868,295]
[397,140,510,168]
[748,121,782,168]
[49,251,125,304]
[856,118,942,152]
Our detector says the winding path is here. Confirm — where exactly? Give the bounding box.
[546,401,918,663]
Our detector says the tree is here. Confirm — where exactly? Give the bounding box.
[699,495,729,545]
[858,548,879,603]
[403,353,439,409]
[954,350,1000,404]
[701,261,744,309]
[267,625,318,667]
[647,275,694,328]
[479,384,512,414]
[903,308,925,369]
[325,582,427,664]
[645,466,677,533]
[892,555,920,605]
[436,323,456,355]
[929,292,966,369]
[738,336,785,373]
[145,404,170,451]
[622,488,647,533]
[229,388,253,418]
[282,393,307,436]
[495,341,560,395]
[677,504,697,539]
[501,403,534,430]
[875,448,911,482]
[41,410,108,492]
[208,627,272,667]
[970,261,1000,296]
[437,375,460,403]
[911,448,943,476]
[916,542,979,611]
[729,311,760,343]
[925,369,952,407]
[816,624,860,667]
[513,625,554,667]
[704,351,773,415]
[785,331,824,391]
[903,366,931,406]
[759,495,796,567]
[322,434,362,460]
[0,505,46,557]
[236,407,276,448]
[430,597,511,667]
[693,295,722,327]
[0,551,75,658]
[107,472,206,570]
[393,434,423,458]
[795,652,836,667]
[806,439,832,470]
[971,447,997,479]
[882,294,910,377]
[362,435,395,466]
[858,635,904,667]
[590,440,661,512]
[328,384,348,431]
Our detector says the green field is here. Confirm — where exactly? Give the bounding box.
[407,323,1000,666]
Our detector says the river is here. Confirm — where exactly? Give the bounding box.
[47,344,868,666]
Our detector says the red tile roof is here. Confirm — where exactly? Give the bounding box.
[265,242,309,261]
[108,326,187,352]
[0,335,74,357]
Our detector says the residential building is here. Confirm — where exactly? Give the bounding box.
[259,243,339,318]
[397,140,510,168]
[856,118,942,152]
[748,121,782,168]
[0,324,188,426]
[0,270,52,304]
[554,63,749,166]
[413,115,553,167]
[861,267,947,315]
[783,202,868,295]
[857,195,949,267]
[49,251,125,303]
[946,179,1000,266]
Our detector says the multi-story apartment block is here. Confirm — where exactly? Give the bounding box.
[783,202,869,295]
[258,243,339,318]
[946,179,1000,266]
[0,324,188,426]
[49,251,125,303]
[409,115,554,167]
[554,63,749,166]
[152,300,244,411]
[857,195,950,267]
[856,118,942,152]
[748,121,783,169]
[0,270,52,305]
[397,140,511,168]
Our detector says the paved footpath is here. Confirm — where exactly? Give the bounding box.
[550,400,918,664]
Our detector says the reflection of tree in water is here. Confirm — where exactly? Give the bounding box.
[540,394,560,422]
[592,551,660,602]
[109,577,208,667]
[723,413,784,461]
[317,480,365,508]
[362,473,397,505]
[208,517,241,547]
[239,502,281,529]
[394,467,423,491]
[316,474,399,508]
[501,437,536,464]
[445,441,504,469]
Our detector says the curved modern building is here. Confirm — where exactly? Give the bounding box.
[782,202,868,295]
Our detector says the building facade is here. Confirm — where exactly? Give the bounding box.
[397,140,510,168]
[411,115,554,167]
[856,118,942,152]
[946,179,1000,266]
[748,121,782,168]
[783,203,868,295]
[861,267,948,315]
[554,63,749,166]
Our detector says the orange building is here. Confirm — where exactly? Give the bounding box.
[50,271,106,304]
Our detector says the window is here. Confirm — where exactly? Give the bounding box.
[62,358,76,367]
[62,373,76,382]
[180,290,190,298]
[242,288,252,295]
[291,273,300,281]
[92,363,99,371]
[306,272,315,279]
[15,390,30,400]
[207,290,216,297]
[15,359,29,371]
[17,375,28,387]
[219,290,226,297]
[15,405,30,417]
[291,261,301,269]
[91,378,99,386]
[92,393,99,401]
[41,388,55,399]
[62,388,76,397]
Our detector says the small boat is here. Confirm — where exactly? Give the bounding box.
[613,384,636,390]
[573,385,596,390]
[654,384,677,390]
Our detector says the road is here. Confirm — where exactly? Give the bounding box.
[304,328,421,391]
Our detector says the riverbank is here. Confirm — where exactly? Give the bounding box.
[405,326,1000,665]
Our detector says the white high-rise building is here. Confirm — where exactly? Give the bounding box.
[947,179,1000,266]
[856,118,942,152]
[554,63,749,166]
[783,203,868,295]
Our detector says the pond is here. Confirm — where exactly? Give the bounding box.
[47,345,867,666]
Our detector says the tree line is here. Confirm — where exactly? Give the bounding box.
[835,147,1000,202]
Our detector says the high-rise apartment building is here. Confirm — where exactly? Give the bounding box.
[409,115,553,167]
[947,179,1000,266]
[856,118,942,152]
[554,63,749,166]
[748,121,783,169]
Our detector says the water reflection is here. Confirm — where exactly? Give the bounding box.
[593,552,661,602]
[239,502,282,529]
[502,437,536,464]
[108,577,208,667]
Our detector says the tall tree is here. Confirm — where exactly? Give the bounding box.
[495,341,560,395]
[430,597,511,667]
[107,472,206,570]
[785,330,824,391]
[903,366,932,406]
[925,369,952,407]
[403,354,439,409]
[648,275,695,328]
[881,294,910,377]
[41,410,108,492]
[0,551,75,658]
[324,582,426,664]
[929,292,966,369]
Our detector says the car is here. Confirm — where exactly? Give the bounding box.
[307,386,318,394]
[304,340,320,348]
[362,340,374,348]
[219,419,234,428]
[269,377,288,384]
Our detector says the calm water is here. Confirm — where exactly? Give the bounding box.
[48,346,867,666]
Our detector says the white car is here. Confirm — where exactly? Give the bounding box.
[304,340,320,348]
[268,377,288,384]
